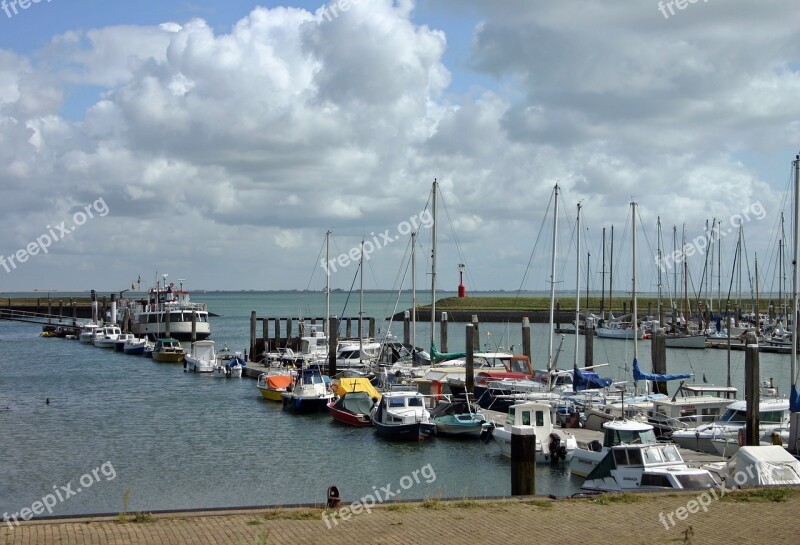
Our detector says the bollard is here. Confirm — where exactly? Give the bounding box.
[328,317,339,377]
[440,312,448,353]
[522,317,531,362]
[249,311,257,360]
[745,333,760,446]
[472,315,480,351]
[511,426,536,496]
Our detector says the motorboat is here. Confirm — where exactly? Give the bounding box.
[569,419,657,478]
[704,445,800,487]
[430,398,486,437]
[371,387,436,440]
[257,368,295,401]
[327,378,381,427]
[218,355,246,377]
[151,337,185,363]
[92,326,123,348]
[595,319,644,340]
[124,283,211,341]
[281,365,335,414]
[184,340,217,373]
[481,401,577,464]
[671,398,790,455]
[123,336,151,355]
[646,385,737,437]
[581,442,719,492]
[113,333,138,352]
[78,323,100,344]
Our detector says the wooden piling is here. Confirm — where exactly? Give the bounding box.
[465,323,474,394]
[165,305,171,337]
[511,426,536,496]
[286,318,292,340]
[650,329,668,395]
[556,301,561,329]
[584,322,593,368]
[745,333,760,446]
[250,311,257,361]
[263,318,269,353]
[274,318,280,348]
[369,318,375,338]
[440,312,448,353]
[123,308,131,333]
[328,317,339,377]
[191,311,197,342]
[403,311,410,344]
[47,297,52,324]
[346,318,352,339]
[471,315,480,351]
[522,317,531,362]
[71,299,76,326]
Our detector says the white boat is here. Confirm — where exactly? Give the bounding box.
[704,445,800,487]
[581,442,719,492]
[671,398,791,455]
[123,336,150,355]
[184,340,217,373]
[281,365,335,413]
[646,385,738,437]
[371,386,436,440]
[663,332,707,349]
[113,333,138,352]
[481,401,577,464]
[78,323,100,344]
[569,419,657,478]
[124,282,211,342]
[595,319,644,340]
[92,326,122,348]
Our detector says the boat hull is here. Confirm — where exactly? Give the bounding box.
[123,345,145,355]
[373,420,436,440]
[664,334,707,349]
[328,403,372,427]
[258,387,286,401]
[184,357,216,373]
[152,352,185,363]
[281,394,333,414]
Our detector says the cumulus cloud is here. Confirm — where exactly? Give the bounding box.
[0,0,796,293]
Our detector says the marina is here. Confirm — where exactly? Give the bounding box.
[2,289,788,518]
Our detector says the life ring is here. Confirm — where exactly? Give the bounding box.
[737,427,744,447]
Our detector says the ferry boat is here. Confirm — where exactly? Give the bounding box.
[123,284,210,342]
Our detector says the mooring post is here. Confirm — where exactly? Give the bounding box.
[584,321,594,368]
[123,308,131,333]
[58,299,64,323]
[465,323,474,394]
[286,318,292,341]
[521,317,532,363]
[403,311,410,344]
[345,318,351,339]
[191,311,197,342]
[556,301,561,329]
[71,299,76,326]
[471,315,480,351]
[248,311,257,361]
[511,426,536,496]
[651,329,668,395]
[745,332,760,446]
[274,318,280,348]
[440,312,448,353]
[369,318,375,338]
[263,318,269,353]
[328,317,339,377]
[165,304,171,338]
[47,297,52,324]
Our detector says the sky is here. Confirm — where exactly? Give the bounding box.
[0,0,798,302]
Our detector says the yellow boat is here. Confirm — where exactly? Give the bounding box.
[257,372,294,401]
[151,338,185,363]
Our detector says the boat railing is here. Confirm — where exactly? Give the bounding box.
[649,412,720,433]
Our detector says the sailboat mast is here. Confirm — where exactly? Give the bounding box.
[717,220,722,316]
[547,184,559,386]
[601,227,606,318]
[325,230,331,339]
[792,154,799,386]
[574,202,581,368]
[411,232,417,351]
[359,239,364,361]
[657,217,664,328]
[609,226,614,316]
[683,225,689,331]
[430,179,438,350]
[632,201,638,361]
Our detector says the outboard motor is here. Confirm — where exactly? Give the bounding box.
[548,432,568,464]
[480,422,495,444]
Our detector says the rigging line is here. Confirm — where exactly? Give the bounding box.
[304,234,329,291]
[337,260,361,334]
[437,189,477,291]
[515,186,556,299]
[380,236,414,326]
[378,238,415,357]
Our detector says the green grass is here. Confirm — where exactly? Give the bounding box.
[522,499,553,509]
[385,503,413,512]
[262,509,320,521]
[722,487,797,503]
[424,296,665,313]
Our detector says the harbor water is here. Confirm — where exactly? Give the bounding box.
[0,291,792,516]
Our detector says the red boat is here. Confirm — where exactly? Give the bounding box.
[475,354,534,384]
[327,392,375,427]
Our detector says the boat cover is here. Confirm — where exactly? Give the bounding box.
[335,377,381,400]
[573,364,612,390]
[429,400,482,418]
[266,375,293,389]
[333,391,375,415]
[790,384,800,413]
[632,358,691,382]
[430,343,467,363]
[725,446,800,486]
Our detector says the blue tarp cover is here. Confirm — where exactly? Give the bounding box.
[632,357,691,382]
[573,365,612,390]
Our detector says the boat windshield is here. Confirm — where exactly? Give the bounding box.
[720,409,746,423]
[604,428,657,446]
[675,473,716,489]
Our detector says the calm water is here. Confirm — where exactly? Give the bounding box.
[0,291,792,516]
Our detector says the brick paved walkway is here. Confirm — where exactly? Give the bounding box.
[1,488,794,545]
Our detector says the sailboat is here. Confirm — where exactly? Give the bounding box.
[662,225,707,349]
